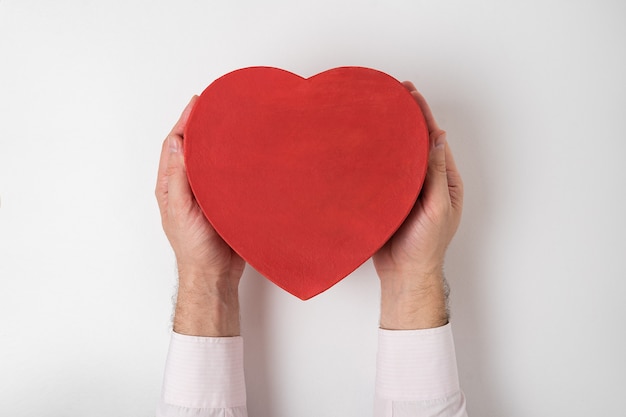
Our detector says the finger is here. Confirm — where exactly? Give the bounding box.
[409,89,441,135]
[156,96,198,211]
[155,137,171,213]
[444,142,464,212]
[443,140,460,181]
[170,95,199,138]
[422,132,451,207]
[166,136,194,216]
[157,137,170,184]
[402,81,417,92]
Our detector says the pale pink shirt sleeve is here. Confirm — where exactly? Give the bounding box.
[157,324,466,417]
[156,333,247,417]
[375,323,468,417]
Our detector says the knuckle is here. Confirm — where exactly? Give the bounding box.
[435,159,447,174]
[165,164,178,178]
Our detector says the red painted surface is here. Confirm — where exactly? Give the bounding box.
[185,67,429,300]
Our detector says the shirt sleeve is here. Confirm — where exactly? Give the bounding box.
[156,332,248,417]
[374,323,468,417]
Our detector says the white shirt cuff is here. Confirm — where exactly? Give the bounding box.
[376,323,461,401]
[159,332,246,409]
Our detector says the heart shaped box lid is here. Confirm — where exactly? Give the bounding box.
[184,66,429,300]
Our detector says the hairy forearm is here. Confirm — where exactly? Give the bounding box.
[379,270,449,330]
[173,270,241,337]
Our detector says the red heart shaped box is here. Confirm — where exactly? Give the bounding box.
[184,67,429,300]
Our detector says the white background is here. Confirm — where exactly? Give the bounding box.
[1,1,625,416]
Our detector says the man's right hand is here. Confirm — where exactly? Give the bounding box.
[156,96,245,337]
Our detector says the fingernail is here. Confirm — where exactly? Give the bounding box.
[187,95,198,108]
[168,137,180,153]
[435,132,447,149]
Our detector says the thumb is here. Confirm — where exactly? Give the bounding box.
[427,131,449,185]
[420,131,451,210]
[166,136,193,213]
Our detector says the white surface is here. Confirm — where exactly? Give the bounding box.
[0,1,624,416]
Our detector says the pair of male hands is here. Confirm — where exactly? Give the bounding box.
[155,82,463,337]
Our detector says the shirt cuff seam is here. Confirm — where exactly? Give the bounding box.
[171,332,243,344]
[378,322,451,337]
[161,396,247,409]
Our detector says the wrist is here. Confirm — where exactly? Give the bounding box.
[174,269,241,337]
[379,270,449,330]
